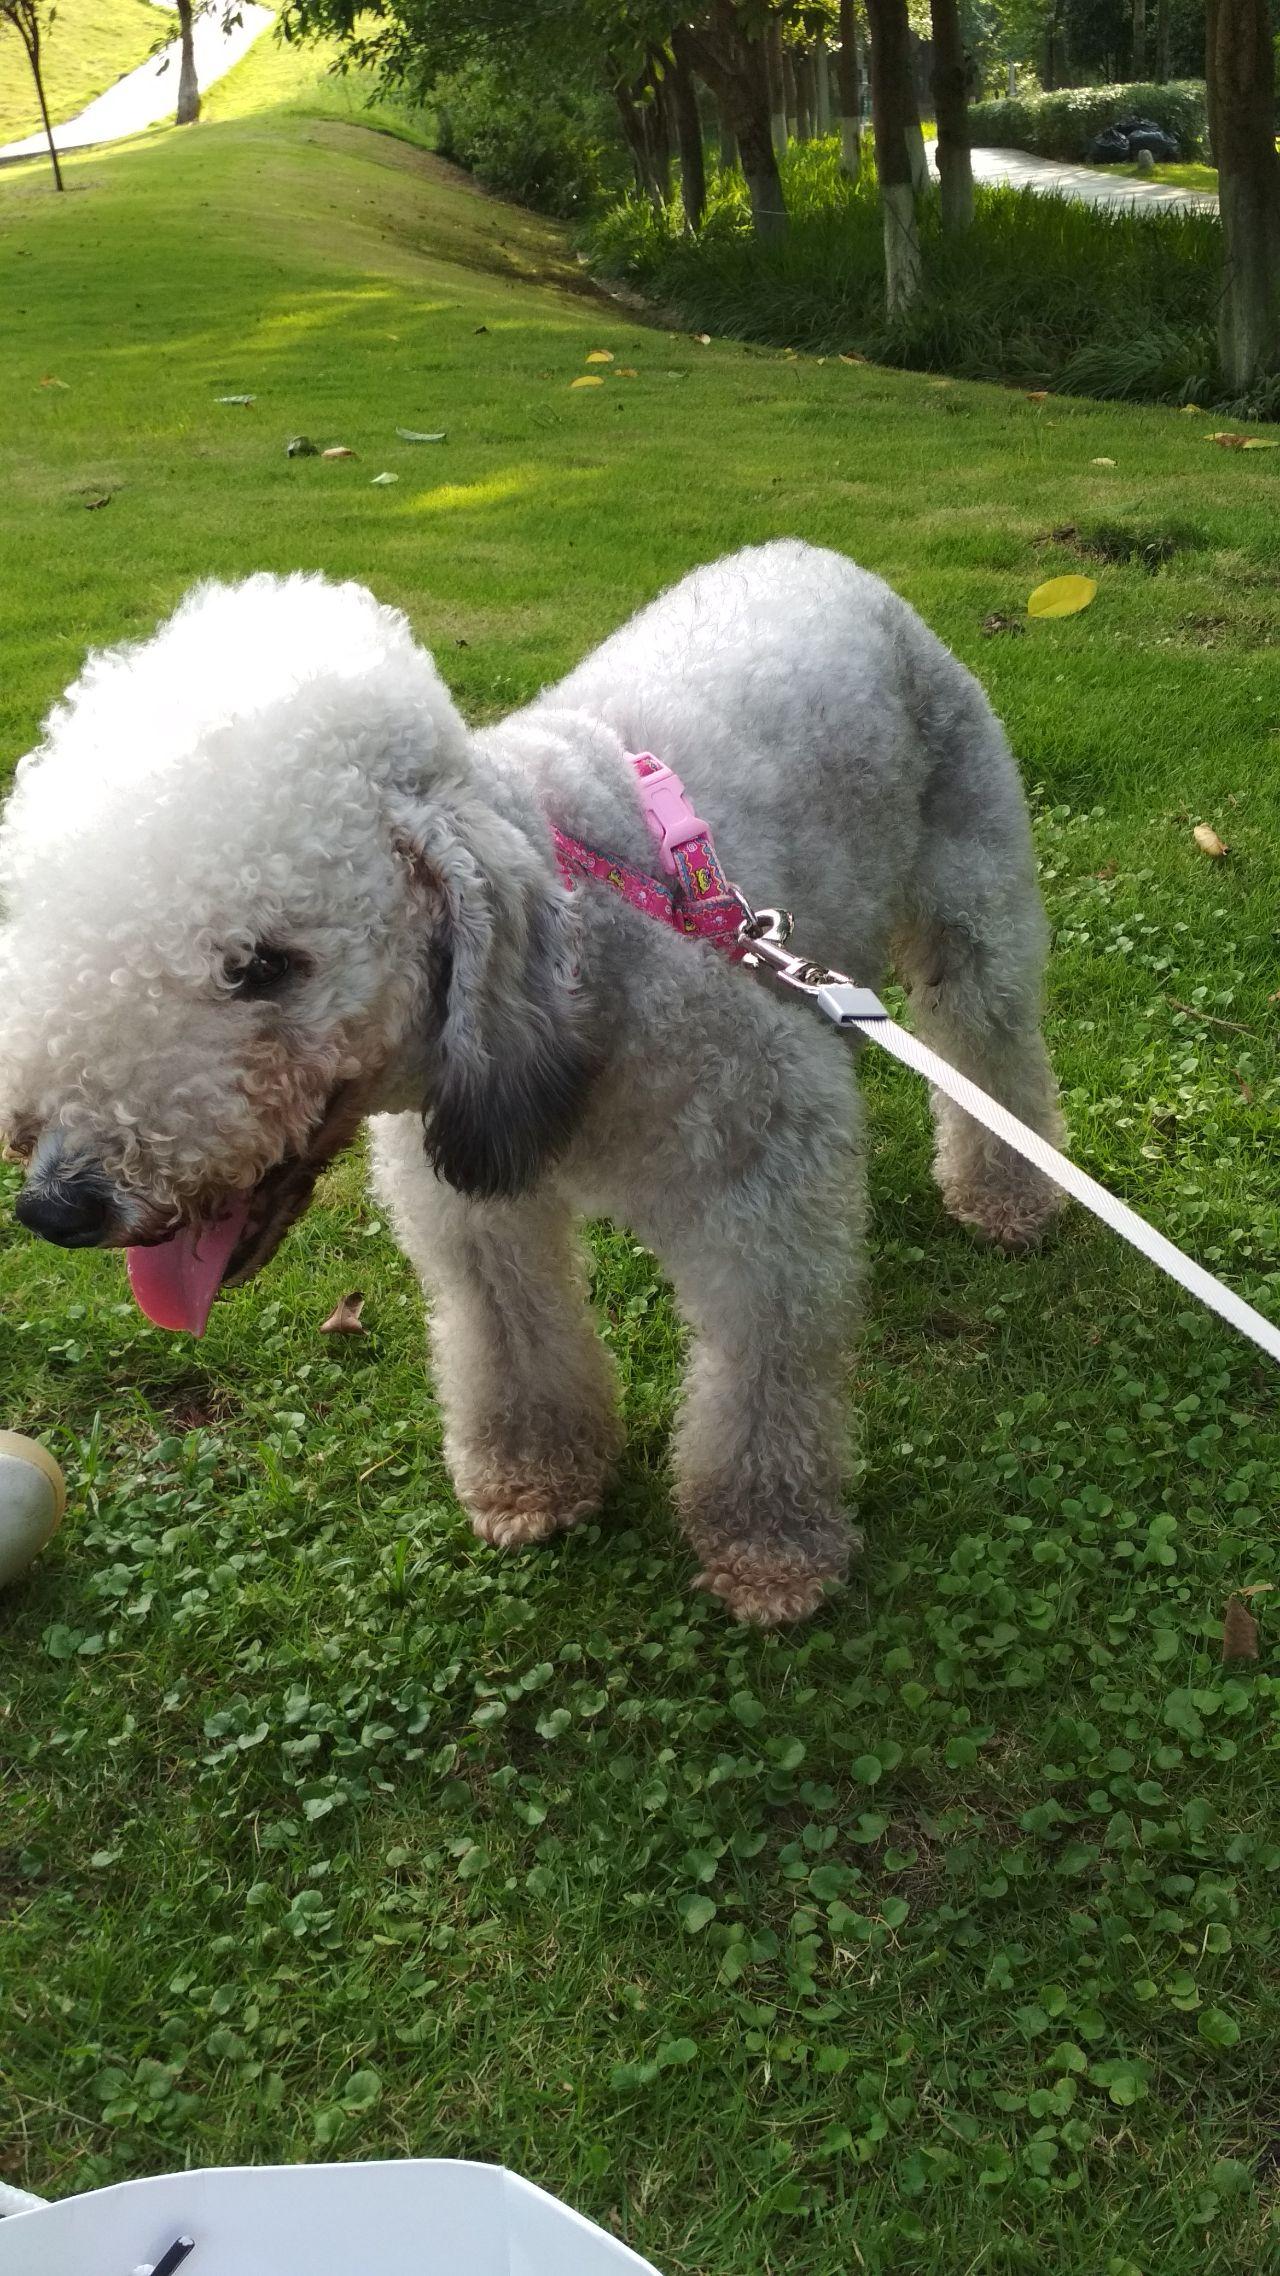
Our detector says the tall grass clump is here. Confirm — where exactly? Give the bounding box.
[587,137,1222,406]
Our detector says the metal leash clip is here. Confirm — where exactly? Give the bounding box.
[734,892,889,1027]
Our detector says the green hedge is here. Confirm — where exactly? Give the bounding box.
[968,80,1207,162]
[431,60,626,219]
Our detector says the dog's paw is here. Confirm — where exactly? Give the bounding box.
[464,1466,603,1550]
[695,1548,855,1627]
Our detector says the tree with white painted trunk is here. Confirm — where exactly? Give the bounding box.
[835,0,862,174]
[929,0,973,231]
[1207,0,1280,392]
[864,0,922,310]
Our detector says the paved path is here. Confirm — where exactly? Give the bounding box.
[931,140,1217,215]
[0,3,274,166]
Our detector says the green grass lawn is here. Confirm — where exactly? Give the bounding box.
[3,39,1280,2276]
[1091,160,1220,195]
[0,0,175,144]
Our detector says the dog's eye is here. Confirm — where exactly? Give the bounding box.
[225,945,299,999]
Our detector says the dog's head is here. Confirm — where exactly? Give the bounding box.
[0,575,591,1327]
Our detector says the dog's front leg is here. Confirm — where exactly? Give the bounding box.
[642,1065,866,1627]
[369,1119,622,1547]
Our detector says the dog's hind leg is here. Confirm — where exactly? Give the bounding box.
[369,1119,622,1548]
[892,692,1064,1252]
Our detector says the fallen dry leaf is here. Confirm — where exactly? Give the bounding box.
[570,375,604,389]
[1028,574,1097,620]
[83,494,111,510]
[586,348,614,364]
[695,332,711,345]
[1192,823,1228,858]
[320,1291,366,1335]
[396,427,446,442]
[616,365,639,377]
[1235,1072,1254,1103]
[1025,389,1048,402]
[285,435,318,457]
[1051,523,1079,542]
[839,350,868,365]
[982,612,1025,638]
[370,470,399,485]
[1096,862,1118,879]
[1207,432,1249,450]
[217,393,255,406]
[1222,1597,1259,1662]
[1237,1582,1277,1598]
[1091,456,1116,467]
[321,445,357,459]
[39,374,69,389]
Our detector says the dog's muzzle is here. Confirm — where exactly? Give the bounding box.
[14,1152,117,1248]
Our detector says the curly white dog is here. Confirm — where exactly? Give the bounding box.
[0,541,1061,1623]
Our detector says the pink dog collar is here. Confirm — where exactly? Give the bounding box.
[551,752,745,954]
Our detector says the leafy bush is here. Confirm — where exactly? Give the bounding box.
[967,80,1207,162]
[587,137,1223,408]
[432,59,627,218]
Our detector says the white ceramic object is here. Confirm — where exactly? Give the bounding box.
[0,1432,65,1587]
[0,2158,662,2275]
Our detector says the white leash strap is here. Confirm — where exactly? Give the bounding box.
[738,913,1280,1371]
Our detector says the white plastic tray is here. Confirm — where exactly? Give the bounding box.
[0,2158,662,2275]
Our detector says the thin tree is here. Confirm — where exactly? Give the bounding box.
[1,0,64,189]
[835,0,862,176]
[175,0,201,123]
[766,13,787,155]
[1132,0,1146,77]
[930,0,974,230]
[1207,0,1280,391]
[669,25,707,228]
[865,0,922,311]
[1155,0,1170,79]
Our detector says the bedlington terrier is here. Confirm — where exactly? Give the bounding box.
[0,541,1061,1624]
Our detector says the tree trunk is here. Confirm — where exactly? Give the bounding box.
[795,45,814,139]
[613,78,664,212]
[15,11,64,189]
[865,0,922,312]
[1207,0,1280,390]
[714,89,737,171]
[930,0,974,230]
[685,3,788,240]
[1155,0,1170,79]
[766,18,787,156]
[175,0,201,125]
[836,0,863,175]
[669,27,707,231]
[814,35,832,133]
[1132,0,1147,79]
[782,44,798,139]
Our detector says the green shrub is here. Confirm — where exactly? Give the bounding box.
[968,80,1207,162]
[432,59,626,218]
[587,137,1223,408]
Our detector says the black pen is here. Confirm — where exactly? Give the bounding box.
[145,2239,195,2276]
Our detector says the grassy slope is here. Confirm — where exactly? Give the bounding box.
[0,0,175,145]
[3,40,1280,2276]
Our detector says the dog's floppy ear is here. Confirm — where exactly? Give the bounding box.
[401,797,595,1201]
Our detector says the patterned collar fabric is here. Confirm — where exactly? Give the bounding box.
[550,751,746,956]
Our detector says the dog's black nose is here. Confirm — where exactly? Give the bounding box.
[14,1175,112,1247]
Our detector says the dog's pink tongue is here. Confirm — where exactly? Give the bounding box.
[127,1199,251,1336]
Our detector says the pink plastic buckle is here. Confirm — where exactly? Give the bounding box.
[631,753,710,878]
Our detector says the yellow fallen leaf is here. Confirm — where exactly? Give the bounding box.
[1027,574,1097,620]
[616,366,638,377]
[839,351,868,365]
[695,333,711,345]
[1243,437,1280,449]
[1091,456,1116,466]
[1025,389,1049,402]
[1180,402,1202,412]
[586,348,614,364]
[570,375,604,389]
[1193,823,1228,858]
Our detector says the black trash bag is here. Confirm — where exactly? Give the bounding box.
[1128,125,1180,161]
[1089,125,1132,162]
